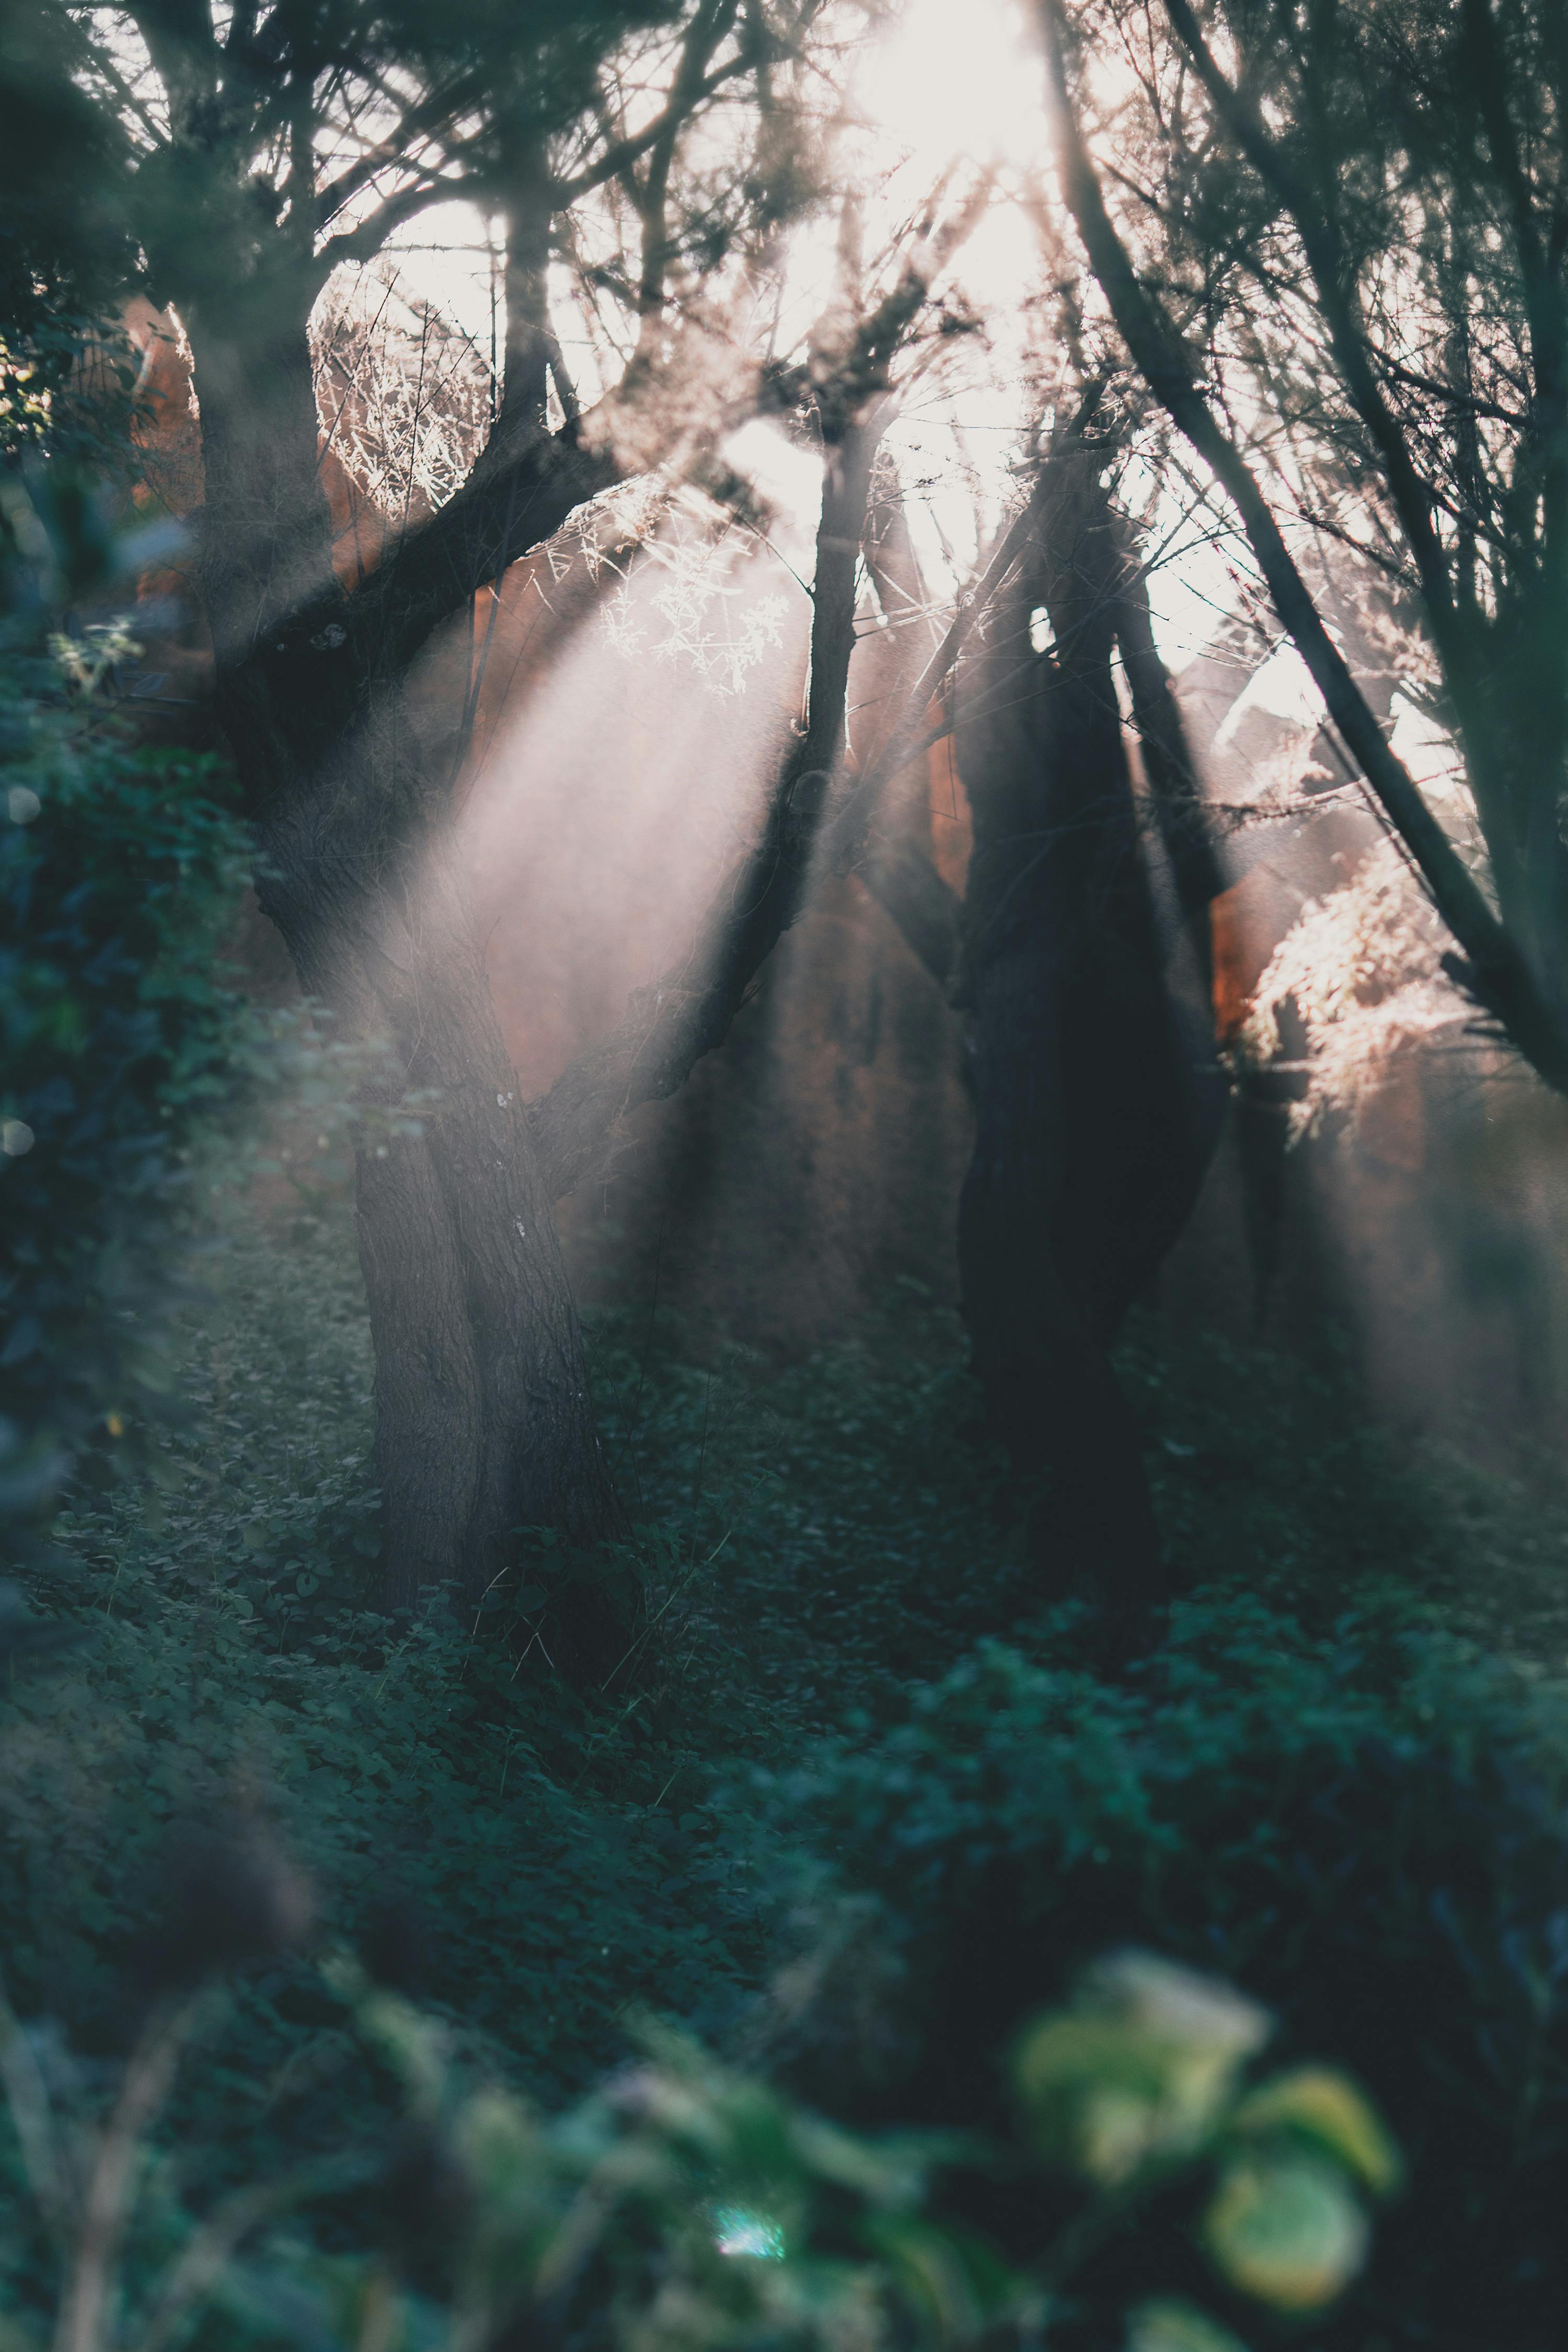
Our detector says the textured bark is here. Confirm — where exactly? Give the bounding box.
[953,440,1223,1635]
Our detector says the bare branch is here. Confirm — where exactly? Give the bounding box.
[551,51,757,205]
[1040,0,1568,1098]
[315,169,468,273]
[1158,0,1478,698]
[314,64,491,230]
[622,0,743,348]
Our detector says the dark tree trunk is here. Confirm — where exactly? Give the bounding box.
[186,294,627,1668]
[953,440,1223,1637]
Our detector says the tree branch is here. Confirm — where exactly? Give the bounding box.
[314,63,491,230]
[624,0,741,348]
[338,418,617,679]
[856,460,961,985]
[528,447,1068,1196]
[1460,0,1565,386]
[551,51,756,204]
[314,168,467,273]
[523,192,989,1193]
[1158,0,1478,699]
[526,403,887,1198]
[860,838,962,985]
[1112,527,1225,986]
[1040,0,1568,1095]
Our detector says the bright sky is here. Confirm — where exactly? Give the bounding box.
[872,0,1042,164]
[383,0,1231,670]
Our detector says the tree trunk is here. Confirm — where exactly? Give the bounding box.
[185,296,628,1668]
[953,441,1221,1638]
[347,828,629,1669]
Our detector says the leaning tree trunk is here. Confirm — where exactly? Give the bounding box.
[953,437,1223,1639]
[186,287,628,1673]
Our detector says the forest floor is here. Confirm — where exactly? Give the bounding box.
[7,1196,1568,2345]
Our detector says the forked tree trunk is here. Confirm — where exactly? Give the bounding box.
[953,439,1222,1638]
[187,294,627,1670]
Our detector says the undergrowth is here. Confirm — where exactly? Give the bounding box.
[8,1206,1568,2347]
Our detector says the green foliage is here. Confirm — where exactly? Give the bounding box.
[0,1241,766,2164]
[739,1608,1568,2349]
[1120,1311,1568,1659]
[0,1927,1392,2352]
[0,617,261,1535]
[0,2,137,344]
[581,1284,1028,1755]
[7,1096,1568,2351]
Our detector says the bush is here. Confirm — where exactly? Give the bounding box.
[0,1912,1397,2352]
[0,591,259,1540]
[742,1609,1568,2349]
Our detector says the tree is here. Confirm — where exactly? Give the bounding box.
[1034,0,1568,1112]
[3,0,995,1659]
[839,399,1222,1635]
[950,417,1223,1635]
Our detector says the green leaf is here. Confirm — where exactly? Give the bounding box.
[1015,1956,1271,2184]
[1203,2155,1369,2311]
[1230,2068,1401,2197]
[863,2212,1015,2338]
[1126,2299,1249,2352]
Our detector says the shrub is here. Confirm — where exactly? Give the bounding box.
[1,567,259,1542]
[743,1609,1568,2350]
[0,1912,1396,2352]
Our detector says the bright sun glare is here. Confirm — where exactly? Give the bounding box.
[389,0,1046,371]
[864,0,1044,177]
[383,0,1221,664]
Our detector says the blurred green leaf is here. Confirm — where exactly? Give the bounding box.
[1016,1955,1271,2184]
[1126,2300,1250,2352]
[1203,2155,1369,2311]
[862,2213,1009,2343]
[1230,2067,1402,2198]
